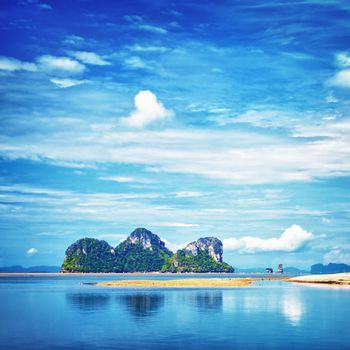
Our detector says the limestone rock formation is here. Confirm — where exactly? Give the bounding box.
[184,237,223,262]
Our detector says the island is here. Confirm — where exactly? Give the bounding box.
[61,228,234,273]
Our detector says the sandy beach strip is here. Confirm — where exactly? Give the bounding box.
[96,278,254,287]
[288,273,350,285]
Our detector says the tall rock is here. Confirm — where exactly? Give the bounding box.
[123,228,170,252]
[184,237,223,262]
[162,237,233,273]
[61,238,116,272]
[116,228,173,272]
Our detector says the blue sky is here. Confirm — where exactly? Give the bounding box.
[1,0,350,269]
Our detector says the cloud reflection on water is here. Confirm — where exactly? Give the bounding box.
[282,289,304,326]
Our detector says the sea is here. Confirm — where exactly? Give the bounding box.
[0,273,349,349]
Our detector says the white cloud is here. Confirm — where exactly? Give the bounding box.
[336,52,350,67]
[63,35,85,46]
[322,217,331,224]
[0,55,87,75]
[27,247,38,255]
[1,116,350,184]
[124,15,143,24]
[50,78,87,88]
[124,56,147,69]
[122,90,173,128]
[213,109,294,128]
[159,223,200,228]
[329,69,350,88]
[0,56,37,72]
[38,3,52,10]
[69,51,110,66]
[95,233,127,245]
[161,238,188,253]
[137,24,167,34]
[99,176,154,184]
[129,44,168,53]
[323,248,350,264]
[37,55,85,73]
[325,94,338,103]
[175,191,205,198]
[223,225,314,253]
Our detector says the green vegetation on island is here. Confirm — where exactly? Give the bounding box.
[162,247,233,273]
[61,238,117,273]
[61,228,234,273]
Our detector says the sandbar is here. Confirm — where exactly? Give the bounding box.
[288,272,350,285]
[96,277,254,287]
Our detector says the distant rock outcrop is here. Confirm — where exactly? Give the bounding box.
[61,228,234,273]
[311,263,350,274]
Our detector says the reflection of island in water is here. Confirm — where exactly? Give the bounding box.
[185,292,223,312]
[118,293,165,319]
[66,293,111,311]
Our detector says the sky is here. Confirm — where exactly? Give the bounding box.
[1,0,350,269]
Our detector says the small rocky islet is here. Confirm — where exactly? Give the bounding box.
[61,227,234,273]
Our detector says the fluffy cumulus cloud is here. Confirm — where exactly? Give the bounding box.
[37,55,85,73]
[323,248,350,264]
[27,247,38,255]
[122,90,173,128]
[329,69,350,88]
[0,56,37,72]
[69,51,110,66]
[223,225,314,253]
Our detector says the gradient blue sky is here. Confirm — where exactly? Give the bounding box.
[1,0,350,269]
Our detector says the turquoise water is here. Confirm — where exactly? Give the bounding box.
[0,274,349,349]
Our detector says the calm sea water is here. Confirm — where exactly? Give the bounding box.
[0,274,349,349]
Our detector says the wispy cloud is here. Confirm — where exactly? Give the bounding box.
[335,52,350,67]
[63,35,85,46]
[0,56,37,72]
[158,223,200,228]
[0,55,87,75]
[128,44,169,53]
[137,24,167,34]
[1,119,350,184]
[37,55,85,73]
[99,176,155,184]
[323,248,350,264]
[50,78,87,88]
[38,3,52,10]
[69,51,111,66]
[123,56,147,69]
